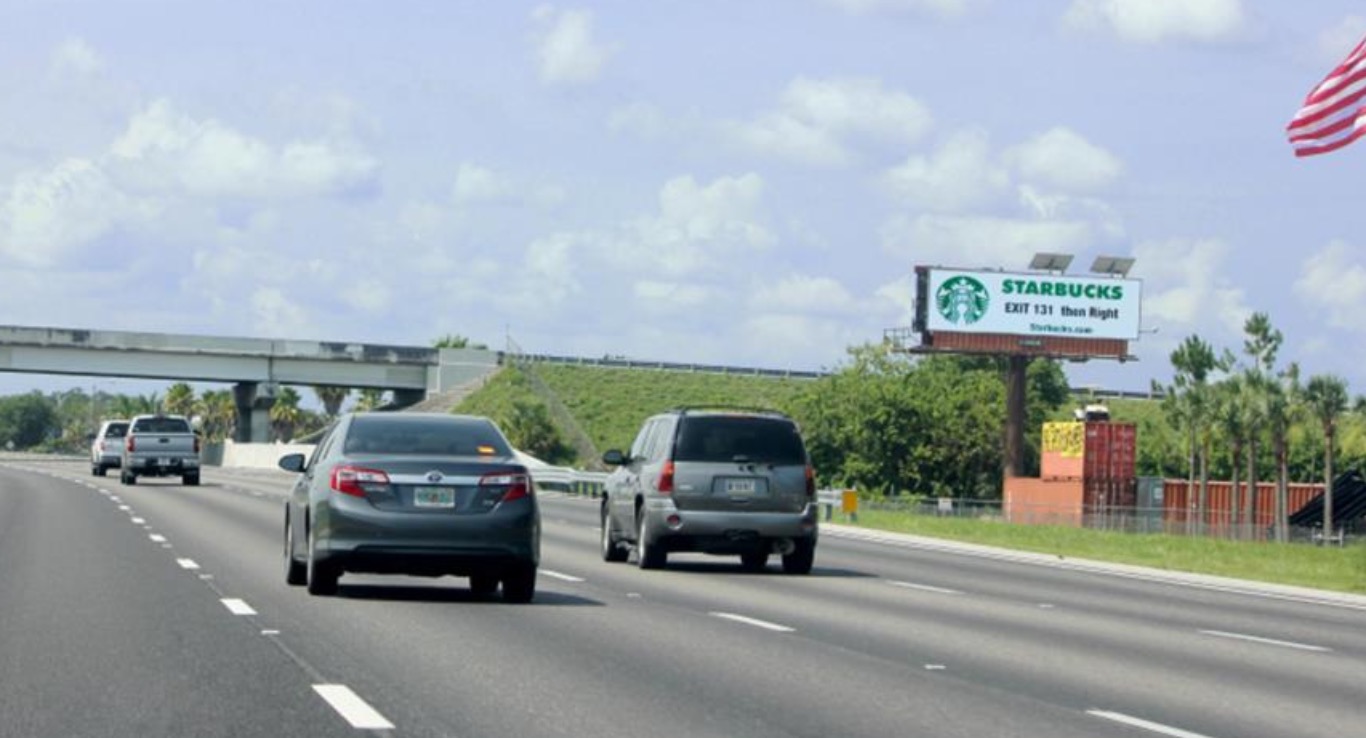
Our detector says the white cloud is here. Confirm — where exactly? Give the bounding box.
[729,77,933,166]
[880,213,1096,269]
[451,163,564,208]
[1004,127,1123,193]
[0,158,159,267]
[1295,240,1366,330]
[1061,0,1249,44]
[1317,15,1366,66]
[633,280,710,307]
[883,129,1010,212]
[531,5,614,85]
[1131,237,1249,336]
[250,287,312,337]
[749,275,859,316]
[820,0,972,18]
[109,99,379,199]
[50,37,104,77]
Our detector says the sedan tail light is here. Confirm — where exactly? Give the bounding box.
[480,472,531,502]
[330,465,391,497]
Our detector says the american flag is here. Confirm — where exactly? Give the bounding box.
[1287,35,1366,157]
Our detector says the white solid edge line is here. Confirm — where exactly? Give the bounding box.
[710,612,795,633]
[889,580,963,595]
[176,559,200,570]
[220,598,257,616]
[1087,710,1216,738]
[313,684,395,730]
[540,569,585,582]
[1199,630,1331,652]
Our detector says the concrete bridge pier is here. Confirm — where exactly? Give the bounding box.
[233,382,278,443]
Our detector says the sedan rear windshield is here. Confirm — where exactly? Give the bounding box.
[103,423,129,438]
[132,417,191,434]
[672,416,806,464]
[343,417,513,457]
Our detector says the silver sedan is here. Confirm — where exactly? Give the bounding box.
[279,412,540,602]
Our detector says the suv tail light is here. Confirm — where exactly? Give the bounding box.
[480,472,531,502]
[657,461,675,495]
[330,465,390,497]
[805,465,816,501]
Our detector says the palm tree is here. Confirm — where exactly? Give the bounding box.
[164,382,196,417]
[1242,313,1284,541]
[1304,374,1349,540]
[354,388,388,412]
[194,390,237,443]
[269,387,305,442]
[313,386,350,418]
[1212,376,1247,538]
[1167,336,1219,535]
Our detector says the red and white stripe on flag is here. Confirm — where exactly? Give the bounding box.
[1287,35,1366,157]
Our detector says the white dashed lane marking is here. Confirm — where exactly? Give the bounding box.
[1087,710,1216,738]
[221,599,257,616]
[709,612,795,633]
[540,569,585,583]
[149,534,167,543]
[1199,630,1330,652]
[313,684,395,730]
[889,581,963,595]
[176,559,201,570]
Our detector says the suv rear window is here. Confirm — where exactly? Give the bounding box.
[103,423,129,438]
[672,416,806,464]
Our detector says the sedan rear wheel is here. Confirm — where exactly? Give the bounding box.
[469,573,499,597]
[501,563,536,603]
[306,524,339,596]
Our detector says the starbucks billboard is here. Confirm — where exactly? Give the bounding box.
[923,268,1142,341]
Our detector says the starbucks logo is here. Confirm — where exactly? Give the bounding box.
[936,276,989,325]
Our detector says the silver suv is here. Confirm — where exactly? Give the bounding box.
[600,407,818,573]
[89,419,129,477]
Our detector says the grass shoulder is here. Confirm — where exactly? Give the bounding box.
[848,509,1366,595]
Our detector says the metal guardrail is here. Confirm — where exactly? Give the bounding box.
[532,466,609,497]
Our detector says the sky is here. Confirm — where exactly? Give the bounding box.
[3,0,1366,400]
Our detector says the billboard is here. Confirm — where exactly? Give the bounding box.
[921,268,1141,341]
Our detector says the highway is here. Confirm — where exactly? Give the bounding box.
[2,458,1363,738]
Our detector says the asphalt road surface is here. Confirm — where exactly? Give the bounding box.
[2,457,1363,738]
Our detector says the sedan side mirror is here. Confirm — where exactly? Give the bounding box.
[601,449,628,466]
[278,453,307,473]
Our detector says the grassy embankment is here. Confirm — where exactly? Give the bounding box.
[458,364,1366,594]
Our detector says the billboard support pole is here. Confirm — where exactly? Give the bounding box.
[1004,354,1027,478]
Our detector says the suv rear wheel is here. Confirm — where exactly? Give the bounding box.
[601,506,628,562]
[782,537,815,575]
[635,510,667,570]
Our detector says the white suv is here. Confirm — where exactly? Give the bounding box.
[90,419,130,477]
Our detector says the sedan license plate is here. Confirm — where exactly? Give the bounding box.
[413,486,456,508]
[725,479,757,496]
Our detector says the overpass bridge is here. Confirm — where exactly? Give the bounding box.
[0,325,498,442]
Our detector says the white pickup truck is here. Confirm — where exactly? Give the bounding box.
[120,414,201,486]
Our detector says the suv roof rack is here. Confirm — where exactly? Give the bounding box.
[668,405,790,417]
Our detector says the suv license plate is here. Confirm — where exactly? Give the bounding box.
[413,486,456,508]
[725,479,757,495]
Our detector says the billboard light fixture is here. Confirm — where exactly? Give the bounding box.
[1028,252,1074,273]
[1090,255,1135,277]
